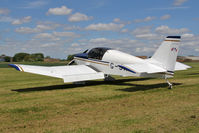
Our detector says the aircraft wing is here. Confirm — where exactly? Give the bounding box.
[120,63,167,74]
[9,64,104,83]
[175,62,191,71]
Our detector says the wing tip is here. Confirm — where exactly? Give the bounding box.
[8,64,22,71]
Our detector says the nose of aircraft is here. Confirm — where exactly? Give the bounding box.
[67,49,89,65]
[74,53,88,59]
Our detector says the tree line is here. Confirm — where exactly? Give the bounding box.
[0,53,44,62]
[0,53,74,62]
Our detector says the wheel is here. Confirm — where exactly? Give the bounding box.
[168,84,173,89]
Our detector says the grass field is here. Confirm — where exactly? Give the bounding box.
[0,62,199,133]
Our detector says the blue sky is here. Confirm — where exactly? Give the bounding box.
[0,0,199,58]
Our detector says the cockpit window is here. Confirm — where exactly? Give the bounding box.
[88,47,111,60]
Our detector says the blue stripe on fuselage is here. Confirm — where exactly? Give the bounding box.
[118,65,136,74]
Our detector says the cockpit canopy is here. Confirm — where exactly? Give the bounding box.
[88,47,111,60]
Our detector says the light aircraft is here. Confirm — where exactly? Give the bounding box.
[9,36,190,89]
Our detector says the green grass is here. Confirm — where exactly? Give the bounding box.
[0,62,199,133]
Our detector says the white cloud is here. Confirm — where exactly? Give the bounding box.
[121,29,128,33]
[136,47,155,53]
[113,18,120,23]
[53,31,80,38]
[113,18,131,25]
[34,33,60,41]
[173,0,188,6]
[89,38,108,43]
[135,34,161,40]
[41,42,59,48]
[15,27,40,34]
[64,25,82,31]
[23,1,48,9]
[182,33,194,39]
[12,16,32,25]
[132,25,190,40]
[63,37,147,56]
[195,49,199,52]
[36,24,53,30]
[131,26,161,40]
[41,43,59,48]
[149,6,189,10]
[0,16,31,25]
[0,16,15,22]
[181,33,199,42]
[131,26,152,35]
[15,23,60,34]
[155,25,189,35]
[160,14,171,20]
[68,12,93,22]
[85,23,124,31]
[0,8,10,15]
[32,31,80,42]
[46,6,72,15]
[71,43,79,47]
[134,16,156,23]
[88,38,139,48]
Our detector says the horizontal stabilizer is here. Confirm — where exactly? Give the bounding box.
[175,62,191,71]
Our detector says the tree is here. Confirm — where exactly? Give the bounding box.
[13,53,44,62]
[13,53,30,62]
[45,56,51,59]
[4,56,11,62]
[24,55,35,62]
[31,53,44,61]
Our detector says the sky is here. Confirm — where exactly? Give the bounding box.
[0,0,199,59]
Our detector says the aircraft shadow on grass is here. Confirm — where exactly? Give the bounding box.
[12,78,182,93]
[116,82,182,92]
[187,73,199,75]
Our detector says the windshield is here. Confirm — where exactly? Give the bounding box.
[88,47,111,60]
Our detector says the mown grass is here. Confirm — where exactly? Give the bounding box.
[0,62,199,133]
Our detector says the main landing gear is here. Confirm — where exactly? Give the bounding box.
[104,74,115,81]
[165,78,173,89]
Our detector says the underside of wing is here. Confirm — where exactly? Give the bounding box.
[120,63,167,74]
[9,64,104,83]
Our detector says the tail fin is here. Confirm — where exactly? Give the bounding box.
[151,36,181,72]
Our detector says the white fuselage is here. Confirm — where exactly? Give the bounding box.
[74,49,144,77]
[74,49,171,78]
